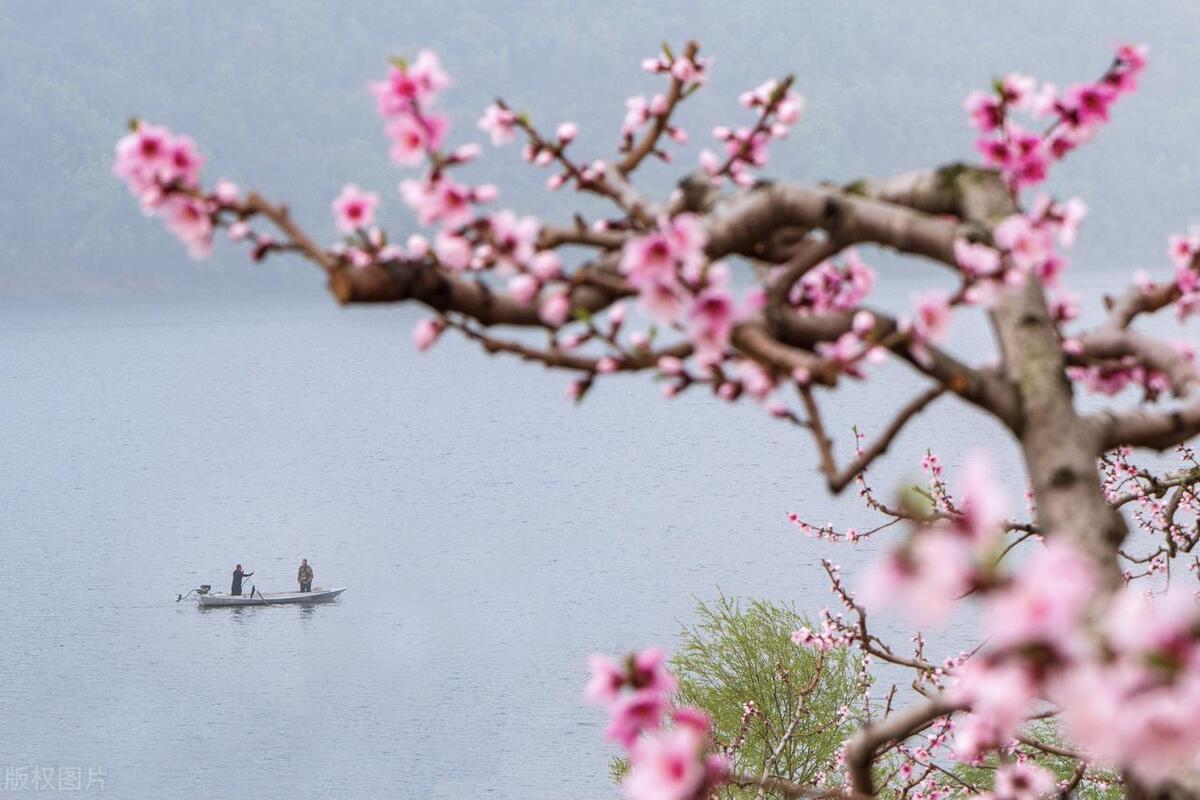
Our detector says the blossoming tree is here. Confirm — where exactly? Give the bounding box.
[115,41,1200,799]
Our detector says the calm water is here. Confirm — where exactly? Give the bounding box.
[0,276,1144,798]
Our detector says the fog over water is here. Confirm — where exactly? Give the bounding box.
[4,265,1186,797]
[4,2,1200,798]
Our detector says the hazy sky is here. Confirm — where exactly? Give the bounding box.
[4,1,1200,298]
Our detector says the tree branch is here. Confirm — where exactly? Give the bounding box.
[799,384,947,493]
[842,698,956,798]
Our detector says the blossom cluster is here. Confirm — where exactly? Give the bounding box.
[618,48,711,162]
[585,649,728,800]
[699,78,804,187]
[1164,227,1200,320]
[849,452,1200,785]
[113,121,215,258]
[965,44,1146,191]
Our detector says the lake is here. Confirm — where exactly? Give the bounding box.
[0,274,1141,798]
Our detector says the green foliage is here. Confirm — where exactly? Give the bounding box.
[612,595,863,797]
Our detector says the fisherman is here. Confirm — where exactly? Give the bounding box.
[298,559,313,592]
[231,564,253,596]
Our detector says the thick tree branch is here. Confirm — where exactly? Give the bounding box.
[843,698,956,798]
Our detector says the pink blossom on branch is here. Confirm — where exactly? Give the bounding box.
[113,120,215,257]
[965,44,1145,191]
[478,103,517,145]
[385,112,448,166]
[369,49,451,115]
[331,183,380,234]
[411,317,445,351]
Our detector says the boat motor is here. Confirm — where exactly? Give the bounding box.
[176,584,212,602]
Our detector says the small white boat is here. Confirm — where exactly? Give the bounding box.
[196,587,347,608]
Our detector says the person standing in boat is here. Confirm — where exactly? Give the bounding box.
[231,564,253,596]
[297,559,313,592]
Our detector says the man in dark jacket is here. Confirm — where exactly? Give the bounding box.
[231,564,253,596]
[297,559,313,592]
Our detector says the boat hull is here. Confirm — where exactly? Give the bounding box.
[196,587,346,608]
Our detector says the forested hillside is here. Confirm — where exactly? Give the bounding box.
[3,1,1199,296]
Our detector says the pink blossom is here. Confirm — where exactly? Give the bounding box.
[370,49,451,116]
[1054,197,1087,248]
[584,654,626,707]
[658,356,685,377]
[433,230,472,271]
[114,122,171,184]
[776,94,805,126]
[984,540,1096,651]
[852,310,875,338]
[1023,82,1057,119]
[859,531,975,626]
[817,332,869,378]
[1061,82,1115,128]
[331,184,379,234]
[956,454,1005,543]
[994,762,1055,799]
[623,96,652,136]
[528,251,562,281]
[663,214,707,272]
[488,210,539,266]
[539,290,571,328]
[671,707,711,735]
[624,727,707,800]
[164,134,204,185]
[736,360,775,401]
[412,317,444,351]
[556,122,578,143]
[954,240,1001,278]
[386,112,447,166]
[639,280,686,324]
[1105,586,1200,668]
[629,648,678,695]
[213,179,240,206]
[406,234,430,257]
[1056,662,1200,786]
[507,274,540,305]
[994,214,1054,274]
[113,122,202,209]
[911,291,952,343]
[400,176,479,229]
[1000,73,1036,108]
[1048,290,1078,324]
[964,91,1003,132]
[794,251,876,314]
[622,233,676,287]
[164,195,214,259]
[478,103,517,145]
[605,688,667,747]
[698,148,720,178]
[950,659,1037,757]
[688,287,737,366]
[1168,232,1199,271]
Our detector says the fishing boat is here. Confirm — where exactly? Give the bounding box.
[179,585,347,607]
